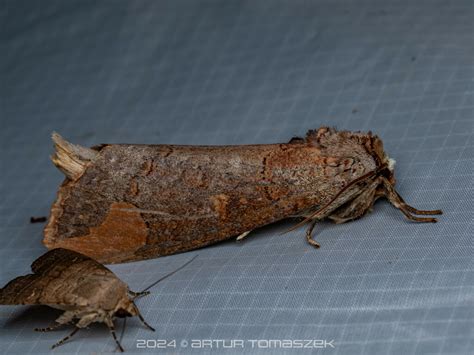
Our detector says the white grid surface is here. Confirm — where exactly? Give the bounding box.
[1,0,473,354]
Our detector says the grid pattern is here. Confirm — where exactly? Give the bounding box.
[1,1,473,354]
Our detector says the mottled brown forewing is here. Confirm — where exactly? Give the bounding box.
[44,128,378,263]
[0,248,119,306]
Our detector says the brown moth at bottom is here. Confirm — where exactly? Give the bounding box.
[0,248,196,351]
[44,127,442,263]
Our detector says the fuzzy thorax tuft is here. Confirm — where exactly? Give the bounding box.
[387,157,396,172]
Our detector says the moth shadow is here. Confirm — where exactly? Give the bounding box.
[2,305,113,341]
[2,305,62,328]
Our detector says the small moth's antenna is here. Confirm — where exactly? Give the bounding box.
[122,255,199,344]
[137,254,198,294]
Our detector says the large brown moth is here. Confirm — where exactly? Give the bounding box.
[44,127,442,263]
[0,248,197,351]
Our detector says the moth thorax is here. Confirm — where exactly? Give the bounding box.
[114,297,137,318]
[387,156,396,172]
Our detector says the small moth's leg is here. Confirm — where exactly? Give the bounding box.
[75,313,99,328]
[137,313,155,332]
[38,310,76,332]
[110,325,124,352]
[129,290,150,300]
[51,327,80,349]
[305,220,320,248]
[381,178,439,223]
[35,322,69,332]
[236,230,251,242]
[105,316,124,352]
[133,303,155,331]
[55,311,76,325]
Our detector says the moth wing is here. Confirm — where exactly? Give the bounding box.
[31,247,105,274]
[0,248,119,306]
[0,274,42,305]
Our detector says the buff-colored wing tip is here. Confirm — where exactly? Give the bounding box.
[50,132,98,181]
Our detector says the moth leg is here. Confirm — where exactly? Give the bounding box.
[105,316,124,352]
[75,313,99,328]
[37,311,76,332]
[51,327,80,349]
[133,303,155,331]
[136,313,155,332]
[55,311,76,325]
[381,178,439,223]
[328,177,382,224]
[391,187,442,215]
[35,322,69,332]
[236,230,251,242]
[305,220,320,248]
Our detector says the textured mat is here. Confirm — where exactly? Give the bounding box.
[1,1,473,354]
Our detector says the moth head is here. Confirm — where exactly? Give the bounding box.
[113,295,156,332]
[310,128,397,185]
[114,297,138,318]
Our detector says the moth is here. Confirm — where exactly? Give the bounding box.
[44,127,442,263]
[0,248,196,351]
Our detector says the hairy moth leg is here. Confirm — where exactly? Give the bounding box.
[35,322,70,332]
[36,310,76,332]
[391,186,442,215]
[305,220,320,248]
[381,177,441,222]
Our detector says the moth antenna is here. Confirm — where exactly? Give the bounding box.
[282,169,379,234]
[51,132,98,181]
[129,290,150,300]
[136,254,198,294]
[123,256,198,337]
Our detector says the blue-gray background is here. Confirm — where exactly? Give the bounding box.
[1,1,473,354]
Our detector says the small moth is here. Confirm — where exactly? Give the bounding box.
[44,127,442,263]
[0,248,196,351]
